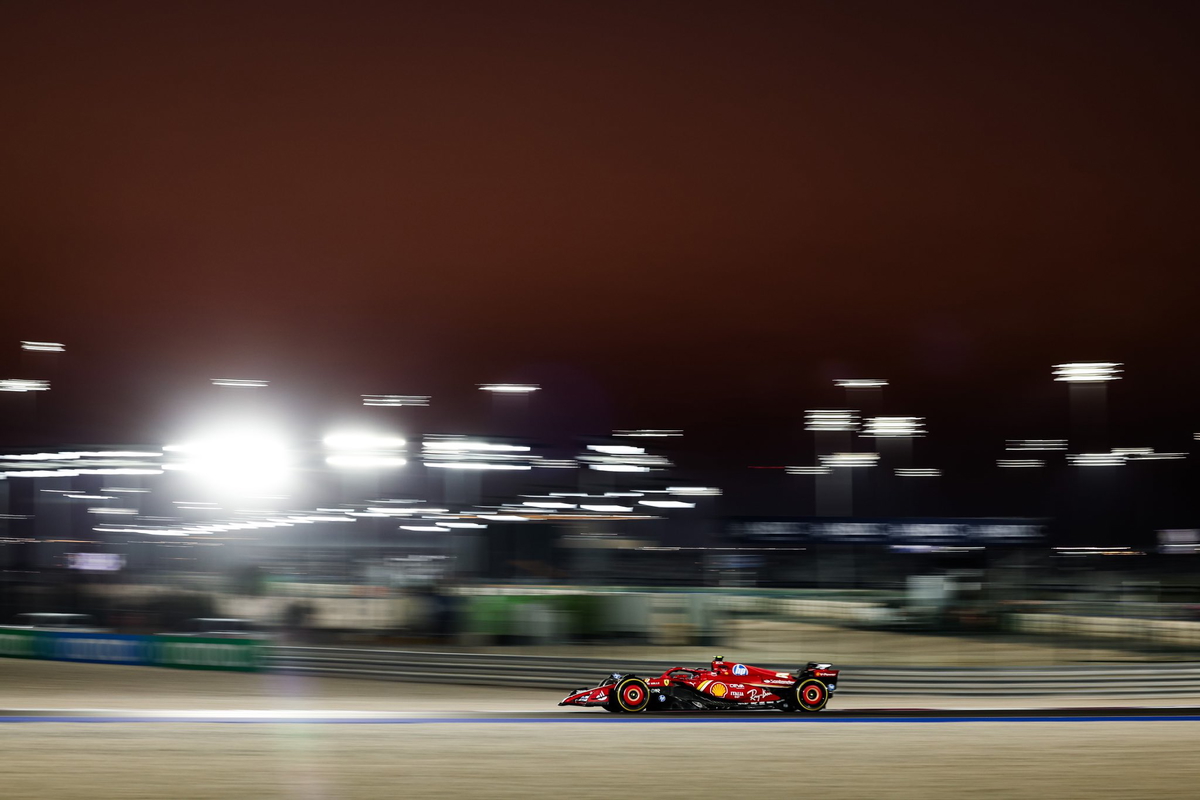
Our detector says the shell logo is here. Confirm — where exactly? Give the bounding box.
[710,682,728,698]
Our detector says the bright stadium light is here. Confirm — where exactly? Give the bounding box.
[325,454,408,469]
[535,459,578,469]
[1113,447,1186,462]
[366,506,448,515]
[20,341,65,353]
[478,383,540,393]
[579,449,671,472]
[425,462,531,470]
[211,378,269,388]
[421,436,535,470]
[1069,452,1126,466]
[786,465,832,475]
[804,410,860,432]
[613,429,683,438]
[94,526,187,537]
[638,500,695,509]
[819,452,880,468]
[895,467,941,477]
[323,432,407,450]
[163,430,291,492]
[2,450,158,461]
[587,444,645,455]
[1006,439,1067,451]
[861,416,925,438]
[834,379,887,388]
[998,459,1045,468]
[362,394,430,407]
[1052,362,1122,382]
[3,467,161,478]
[424,439,530,452]
[0,378,50,392]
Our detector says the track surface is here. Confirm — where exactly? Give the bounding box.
[5,706,1200,723]
[3,661,1200,798]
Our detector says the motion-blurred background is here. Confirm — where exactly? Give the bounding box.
[1,358,1197,671]
[2,3,1200,797]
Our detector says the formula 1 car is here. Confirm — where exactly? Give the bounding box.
[559,656,839,713]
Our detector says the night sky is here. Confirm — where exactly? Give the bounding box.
[1,2,1197,524]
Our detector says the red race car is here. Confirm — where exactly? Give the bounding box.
[559,656,839,713]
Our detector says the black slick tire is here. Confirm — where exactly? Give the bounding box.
[792,678,829,712]
[610,676,650,713]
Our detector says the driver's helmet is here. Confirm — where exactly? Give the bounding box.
[711,655,728,673]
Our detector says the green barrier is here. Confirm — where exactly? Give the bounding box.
[153,636,264,672]
[554,594,602,639]
[0,629,263,672]
[462,595,516,638]
[0,629,40,659]
[458,594,610,641]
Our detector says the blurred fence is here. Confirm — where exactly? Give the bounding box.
[266,646,1200,696]
[1012,613,1200,646]
[12,581,1200,666]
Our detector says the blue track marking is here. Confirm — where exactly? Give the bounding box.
[2,714,1200,724]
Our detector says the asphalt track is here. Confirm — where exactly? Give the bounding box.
[5,705,1200,723]
[4,664,1199,799]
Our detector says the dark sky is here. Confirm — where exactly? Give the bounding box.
[1,1,1197,519]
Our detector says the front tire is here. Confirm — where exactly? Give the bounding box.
[609,676,650,713]
[791,678,829,712]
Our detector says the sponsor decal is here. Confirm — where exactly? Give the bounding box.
[48,633,152,665]
[710,682,728,698]
[732,664,749,676]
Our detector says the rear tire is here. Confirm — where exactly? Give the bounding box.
[791,678,829,712]
[609,676,650,713]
